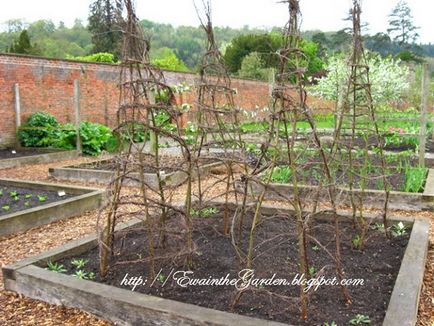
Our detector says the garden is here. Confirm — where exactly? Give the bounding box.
[0,0,433,326]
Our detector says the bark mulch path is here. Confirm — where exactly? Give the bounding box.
[0,157,432,325]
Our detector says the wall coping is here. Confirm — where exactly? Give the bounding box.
[0,52,269,86]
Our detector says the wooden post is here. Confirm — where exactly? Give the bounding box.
[268,68,275,98]
[14,83,21,129]
[147,90,157,155]
[419,64,429,167]
[74,79,82,153]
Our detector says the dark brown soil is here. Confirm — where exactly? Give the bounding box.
[0,185,74,215]
[0,148,53,160]
[58,207,409,325]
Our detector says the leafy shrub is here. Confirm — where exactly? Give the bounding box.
[79,121,112,156]
[18,112,112,156]
[68,52,116,63]
[18,112,59,147]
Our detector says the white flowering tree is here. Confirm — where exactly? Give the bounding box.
[311,53,409,104]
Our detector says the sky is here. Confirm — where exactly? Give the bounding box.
[0,0,433,43]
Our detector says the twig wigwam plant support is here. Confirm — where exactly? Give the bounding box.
[235,0,351,320]
[98,0,190,277]
[335,0,391,244]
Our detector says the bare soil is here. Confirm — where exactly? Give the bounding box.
[58,206,409,326]
[0,185,73,216]
[0,148,53,160]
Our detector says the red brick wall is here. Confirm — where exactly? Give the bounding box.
[0,53,331,147]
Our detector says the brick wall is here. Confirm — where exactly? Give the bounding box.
[0,53,330,147]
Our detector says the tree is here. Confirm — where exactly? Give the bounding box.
[387,0,420,46]
[8,30,40,55]
[88,0,123,57]
[238,52,267,80]
[151,48,189,72]
[224,33,282,73]
[311,53,410,104]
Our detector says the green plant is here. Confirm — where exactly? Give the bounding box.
[390,222,407,237]
[158,273,166,283]
[352,235,362,250]
[349,314,371,325]
[191,207,219,218]
[9,191,18,198]
[73,270,89,279]
[308,266,316,276]
[24,201,30,207]
[312,244,320,252]
[268,166,292,184]
[404,167,428,193]
[323,322,337,326]
[37,195,47,202]
[71,258,88,269]
[79,121,113,156]
[25,194,33,199]
[0,189,3,196]
[2,205,10,211]
[46,261,67,273]
[18,112,59,147]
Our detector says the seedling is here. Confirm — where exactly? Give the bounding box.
[24,202,30,207]
[390,222,407,237]
[24,194,33,199]
[37,195,47,202]
[158,273,166,284]
[73,270,89,279]
[312,244,320,252]
[352,235,362,250]
[191,207,219,218]
[349,314,371,325]
[0,189,3,196]
[46,261,67,273]
[71,258,88,269]
[2,205,10,211]
[9,191,18,198]
[323,322,337,326]
[88,272,96,280]
[308,266,316,276]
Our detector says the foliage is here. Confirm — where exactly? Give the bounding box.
[46,261,67,273]
[404,167,428,193]
[68,52,116,63]
[191,207,219,218]
[349,314,371,325]
[269,166,292,184]
[151,47,189,72]
[18,112,59,147]
[311,53,409,104]
[238,52,269,80]
[79,121,113,156]
[88,0,123,58]
[224,33,324,79]
[7,29,40,55]
[224,33,282,73]
[390,222,407,237]
[18,112,112,156]
[387,0,419,46]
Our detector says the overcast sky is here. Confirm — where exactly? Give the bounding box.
[0,0,432,43]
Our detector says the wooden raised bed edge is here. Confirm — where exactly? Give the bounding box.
[48,160,224,189]
[0,149,80,169]
[2,203,430,326]
[0,179,105,237]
